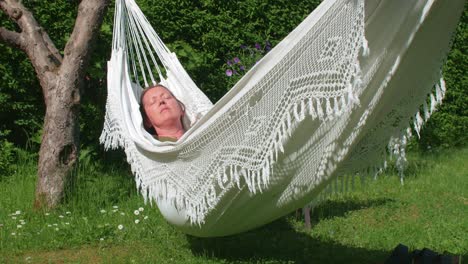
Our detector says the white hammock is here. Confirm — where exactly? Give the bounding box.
[101,0,464,237]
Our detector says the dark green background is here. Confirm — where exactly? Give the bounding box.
[0,0,466,174]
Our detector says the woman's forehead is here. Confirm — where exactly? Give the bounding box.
[144,86,171,98]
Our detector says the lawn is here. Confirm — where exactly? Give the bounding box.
[0,147,466,263]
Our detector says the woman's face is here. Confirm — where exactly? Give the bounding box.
[142,86,184,128]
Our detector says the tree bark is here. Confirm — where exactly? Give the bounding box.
[0,0,110,208]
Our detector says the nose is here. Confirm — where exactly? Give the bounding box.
[155,96,166,106]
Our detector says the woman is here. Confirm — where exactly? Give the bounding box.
[140,84,186,141]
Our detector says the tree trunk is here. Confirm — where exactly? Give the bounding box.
[35,76,81,208]
[0,0,110,209]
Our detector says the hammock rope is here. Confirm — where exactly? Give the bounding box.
[101,0,464,237]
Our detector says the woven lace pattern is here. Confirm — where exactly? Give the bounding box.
[101,0,463,233]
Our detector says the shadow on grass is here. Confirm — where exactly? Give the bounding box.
[187,198,394,264]
[310,197,394,222]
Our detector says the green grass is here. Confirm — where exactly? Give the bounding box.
[0,148,466,263]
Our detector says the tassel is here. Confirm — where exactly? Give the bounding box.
[406,127,412,138]
[234,166,240,188]
[278,139,285,153]
[414,112,423,138]
[340,95,346,110]
[308,98,317,119]
[333,97,339,114]
[315,98,324,119]
[440,77,446,96]
[256,171,263,193]
[430,93,437,113]
[230,165,234,182]
[347,83,356,105]
[293,102,301,122]
[326,98,333,116]
[423,102,430,120]
[362,36,370,56]
[300,99,306,121]
[435,84,443,103]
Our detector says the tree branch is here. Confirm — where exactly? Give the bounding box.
[0,0,63,99]
[0,26,23,48]
[61,0,110,77]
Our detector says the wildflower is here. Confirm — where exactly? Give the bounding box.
[118,224,124,230]
[66,211,71,215]
[53,223,58,226]
[134,219,140,224]
[113,209,118,213]
[233,57,240,64]
[55,228,59,231]
[59,215,64,218]
[47,224,52,227]
[134,210,140,216]
[138,207,144,212]
[113,205,119,209]
[12,216,17,220]
[144,216,148,220]
[255,43,261,50]
[120,212,125,216]
[15,210,21,215]
[225,69,233,77]
[100,209,106,214]
[65,222,70,225]
[240,44,247,49]
[227,60,232,66]
[100,238,104,241]
[45,213,50,216]
[11,232,16,236]
[17,225,22,229]
[240,65,245,71]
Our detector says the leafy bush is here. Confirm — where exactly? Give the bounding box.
[0,140,16,177]
[0,0,465,158]
[419,6,467,150]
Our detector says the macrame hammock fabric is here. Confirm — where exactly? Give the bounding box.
[101,0,464,237]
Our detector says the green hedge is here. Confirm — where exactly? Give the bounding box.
[0,0,466,164]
